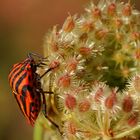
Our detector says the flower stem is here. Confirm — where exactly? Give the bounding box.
[114,125,140,139]
[33,122,43,140]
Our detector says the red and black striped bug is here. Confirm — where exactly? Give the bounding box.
[8,52,58,127]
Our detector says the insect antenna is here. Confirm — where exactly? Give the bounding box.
[27,52,47,59]
[28,52,48,66]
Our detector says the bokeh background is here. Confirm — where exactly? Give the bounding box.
[0,0,139,140]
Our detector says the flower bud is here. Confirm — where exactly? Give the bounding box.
[82,22,94,32]
[95,29,108,40]
[79,33,88,42]
[63,15,75,32]
[122,4,132,16]
[78,100,91,112]
[122,95,133,113]
[49,60,60,70]
[92,8,101,18]
[107,3,116,16]
[58,74,71,88]
[114,18,123,28]
[127,112,139,127]
[79,47,92,55]
[65,94,77,110]
[67,58,78,72]
[67,121,77,135]
[94,87,103,102]
[105,92,117,109]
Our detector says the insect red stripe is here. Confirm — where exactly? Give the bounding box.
[20,94,27,115]
[11,70,26,92]
[14,94,27,117]
[16,74,32,95]
[9,64,27,88]
[8,58,29,84]
[15,72,27,93]
[15,94,29,121]
[21,85,34,98]
[8,63,22,82]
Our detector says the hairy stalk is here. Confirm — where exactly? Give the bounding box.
[114,125,140,139]
[33,122,43,140]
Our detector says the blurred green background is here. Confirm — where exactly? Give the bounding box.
[0,0,139,140]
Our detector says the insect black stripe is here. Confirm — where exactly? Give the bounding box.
[11,63,27,88]
[15,72,27,93]
[9,63,22,82]
[21,85,34,98]
[14,94,26,116]
[20,95,27,115]
[9,59,29,82]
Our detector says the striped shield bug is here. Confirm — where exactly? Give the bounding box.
[8,52,59,127]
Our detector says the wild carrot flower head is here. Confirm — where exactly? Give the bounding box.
[41,0,140,139]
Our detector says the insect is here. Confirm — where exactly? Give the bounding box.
[8,52,58,127]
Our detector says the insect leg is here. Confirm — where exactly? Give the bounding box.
[40,68,53,79]
[43,91,53,94]
[41,92,62,133]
